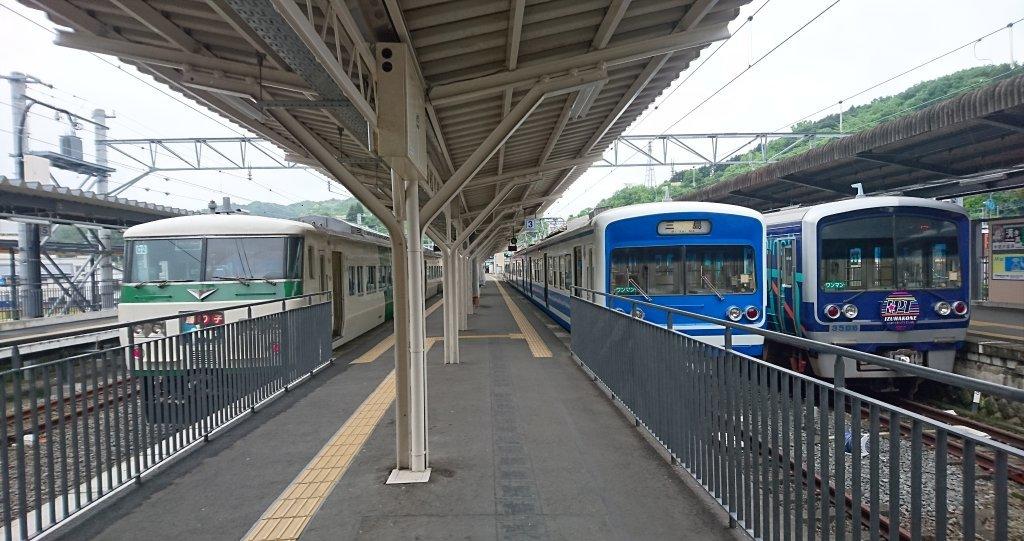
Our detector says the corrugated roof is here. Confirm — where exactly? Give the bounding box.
[0,177,194,226]
[677,73,1024,210]
[20,0,749,255]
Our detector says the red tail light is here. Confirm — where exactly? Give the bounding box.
[131,346,144,360]
[745,306,760,321]
[824,304,841,319]
[271,342,281,353]
[952,301,968,316]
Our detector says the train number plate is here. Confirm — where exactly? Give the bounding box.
[885,349,922,364]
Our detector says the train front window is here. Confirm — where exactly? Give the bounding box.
[684,245,757,294]
[820,214,960,291]
[610,245,755,295]
[128,238,203,282]
[205,237,298,280]
[894,215,961,289]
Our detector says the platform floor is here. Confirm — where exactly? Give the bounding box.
[61,281,735,541]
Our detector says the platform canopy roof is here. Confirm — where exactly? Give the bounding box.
[677,74,1024,211]
[21,0,749,255]
[0,177,193,227]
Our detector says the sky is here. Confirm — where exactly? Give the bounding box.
[1,0,1022,217]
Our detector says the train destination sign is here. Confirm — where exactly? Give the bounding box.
[658,219,711,235]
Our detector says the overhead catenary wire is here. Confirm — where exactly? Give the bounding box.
[551,0,840,215]
[0,2,336,205]
[774,16,1024,132]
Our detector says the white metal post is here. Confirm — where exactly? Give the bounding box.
[404,175,429,476]
[92,109,115,310]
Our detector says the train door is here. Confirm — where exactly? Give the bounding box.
[572,246,582,297]
[527,256,533,295]
[586,246,594,301]
[331,251,345,337]
[770,237,797,332]
[542,254,549,306]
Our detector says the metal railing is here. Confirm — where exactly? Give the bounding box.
[1,281,122,321]
[0,292,332,540]
[570,287,1024,541]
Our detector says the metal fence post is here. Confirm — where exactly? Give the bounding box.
[724,327,732,351]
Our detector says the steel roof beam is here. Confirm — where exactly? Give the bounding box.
[591,0,631,50]
[467,158,598,189]
[854,152,960,176]
[110,0,207,55]
[776,175,850,196]
[22,0,109,35]
[420,69,608,229]
[271,0,377,130]
[428,23,729,105]
[538,94,575,166]
[54,31,309,91]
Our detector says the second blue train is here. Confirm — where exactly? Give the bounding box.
[507,202,767,357]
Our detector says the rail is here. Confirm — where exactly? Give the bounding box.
[570,287,1024,540]
[0,291,333,540]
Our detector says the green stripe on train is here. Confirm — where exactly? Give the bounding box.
[120,280,303,303]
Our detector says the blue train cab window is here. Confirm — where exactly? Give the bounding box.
[684,245,756,294]
[612,245,755,295]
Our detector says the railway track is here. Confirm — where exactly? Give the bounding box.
[891,399,1024,485]
[5,378,131,443]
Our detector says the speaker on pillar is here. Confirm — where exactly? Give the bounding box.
[376,42,428,181]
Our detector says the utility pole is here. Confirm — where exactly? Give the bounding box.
[8,72,41,318]
[93,108,116,309]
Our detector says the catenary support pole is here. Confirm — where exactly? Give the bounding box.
[92,109,115,310]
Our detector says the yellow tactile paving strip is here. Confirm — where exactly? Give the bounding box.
[350,300,444,364]
[243,371,397,541]
[495,281,552,358]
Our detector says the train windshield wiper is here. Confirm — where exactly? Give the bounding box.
[213,275,276,286]
[133,279,188,289]
[627,277,652,301]
[700,267,725,301]
[212,275,251,286]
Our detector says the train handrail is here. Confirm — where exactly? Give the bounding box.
[570,285,1024,403]
[0,291,333,349]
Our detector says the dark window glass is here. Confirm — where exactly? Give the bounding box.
[128,238,203,282]
[894,215,961,289]
[610,245,756,296]
[206,237,289,280]
[820,213,961,291]
[684,245,757,294]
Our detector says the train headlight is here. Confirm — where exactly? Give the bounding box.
[841,304,859,319]
[824,304,841,320]
[952,300,968,316]
[933,301,952,316]
[132,324,146,337]
[726,306,743,322]
[744,306,760,321]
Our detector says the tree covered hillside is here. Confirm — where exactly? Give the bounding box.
[571,64,1024,219]
[240,197,387,233]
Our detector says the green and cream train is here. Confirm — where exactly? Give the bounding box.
[120,213,442,349]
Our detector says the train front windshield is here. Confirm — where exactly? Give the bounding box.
[819,213,962,292]
[127,237,303,282]
[610,245,757,296]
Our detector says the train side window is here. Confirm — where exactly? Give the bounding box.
[367,266,377,292]
[357,266,365,294]
[308,246,315,279]
[348,266,356,296]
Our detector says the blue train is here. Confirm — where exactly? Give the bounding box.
[765,196,971,379]
[508,202,767,356]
